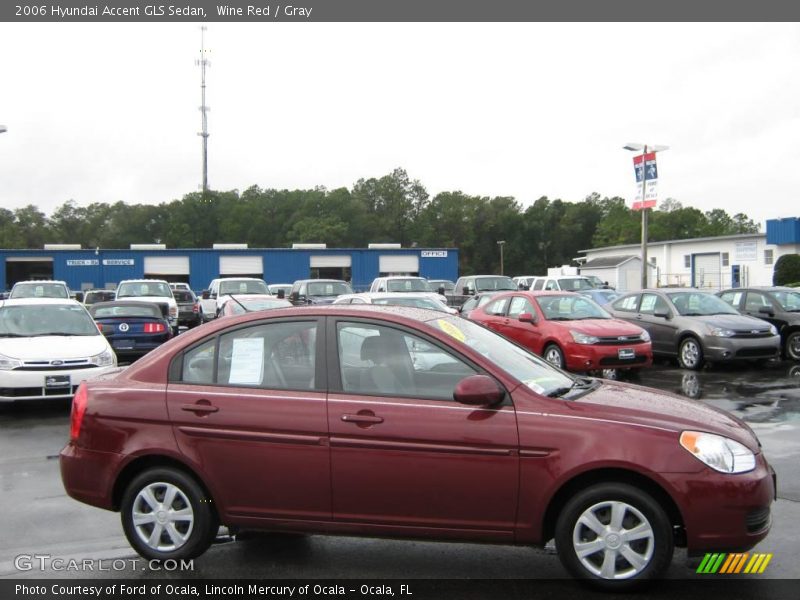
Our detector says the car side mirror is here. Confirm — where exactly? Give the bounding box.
[462,286,473,296]
[277,289,285,299]
[453,375,504,406]
[75,292,84,303]
[758,306,774,316]
[201,290,210,300]
[654,311,670,319]
[518,312,537,324]
[437,286,445,296]
[290,291,300,302]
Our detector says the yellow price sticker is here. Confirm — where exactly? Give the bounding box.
[436,319,467,343]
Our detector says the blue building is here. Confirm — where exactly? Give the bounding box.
[0,244,459,293]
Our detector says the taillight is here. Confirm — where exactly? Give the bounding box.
[143,323,166,333]
[192,303,200,313]
[96,323,104,333]
[169,306,178,317]
[70,383,88,442]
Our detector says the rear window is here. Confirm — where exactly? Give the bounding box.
[173,290,196,302]
[92,304,162,318]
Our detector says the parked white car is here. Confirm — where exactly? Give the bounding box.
[114,279,179,333]
[199,277,272,320]
[333,292,458,314]
[368,277,448,304]
[0,299,117,402]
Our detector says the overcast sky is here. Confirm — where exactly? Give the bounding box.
[1,22,798,229]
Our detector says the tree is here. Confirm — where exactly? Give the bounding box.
[773,254,800,286]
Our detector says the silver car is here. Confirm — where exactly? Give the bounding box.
[607,288,780,370]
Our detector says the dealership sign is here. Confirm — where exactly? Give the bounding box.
[632,152,658,210]
[66,259,99,266]
[103,259,135,266]
[421,251,447,258]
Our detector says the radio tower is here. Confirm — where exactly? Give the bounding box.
[197,27,210,192]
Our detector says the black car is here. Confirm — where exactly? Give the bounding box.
[88,301,173,360]
[718,286,800,361]
[288,279,353,306]
[172,289,202,328]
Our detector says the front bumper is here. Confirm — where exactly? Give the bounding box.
[663,454,775,553]
[565,343,653,371]
[704,336,781,362]
[0,365,117,402]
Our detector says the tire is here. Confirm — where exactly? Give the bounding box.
[786,331,800,362]
[555,483,674,591]
[677,337,704,370]
[543,344,565,369]
[120,467,218,561]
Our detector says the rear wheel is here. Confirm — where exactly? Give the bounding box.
[555,483,674,590]
[543,344,565,369]
[678,337,703,370]
[120,467,218,561]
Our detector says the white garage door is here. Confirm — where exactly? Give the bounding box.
[379,255,419,275]
[310,255,352,268]
[220,255,263,275]
[693,253,721,291]
[144,256,189,275]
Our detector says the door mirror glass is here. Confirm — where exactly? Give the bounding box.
[201,290,210,300]
[653,311,670,319]
[758,306,773,315]
[462,286,473,296]
[518,312,536,324]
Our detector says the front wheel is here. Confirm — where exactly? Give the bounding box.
[120,467,218,561]
[678,337,704,370]
[555,483,674,590]
[543,344,565,369]
[786,331,800,361]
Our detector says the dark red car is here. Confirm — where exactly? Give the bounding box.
[60,306,773,590]
[470,291,653,373]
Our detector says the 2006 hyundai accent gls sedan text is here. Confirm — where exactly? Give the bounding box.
[60,306,775,590]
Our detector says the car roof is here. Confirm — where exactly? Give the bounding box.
[1,298,82,307]
[12,279,68,285]
[118,278,170,284]
[297,279,348,284]
[338,292,440,301]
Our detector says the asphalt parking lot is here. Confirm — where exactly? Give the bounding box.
[1,361,798,583]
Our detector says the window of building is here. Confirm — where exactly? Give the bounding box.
[683,255,691,269]
[765,249,774,265]
[721,252,729,267]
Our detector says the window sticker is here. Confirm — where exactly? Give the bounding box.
[436,319,467,343]
[228,338,264,385]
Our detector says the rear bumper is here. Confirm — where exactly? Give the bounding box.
[59,443,122,510]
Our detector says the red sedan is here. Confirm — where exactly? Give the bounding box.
[60,306,772,589]
[470,291,653,372]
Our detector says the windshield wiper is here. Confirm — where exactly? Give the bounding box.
[547,377,597,398]
[30,332,77,337]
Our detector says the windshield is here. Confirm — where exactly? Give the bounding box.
[172,291,196,302]
[0,304,99,337]
[667,292,739,316]
[475,276,516,292]
[537,295,610,320]
[387,279,433,292]
[84,291,116,304]
[428,316,574,396]
[373,297,448,312]
[117,281,173,298]
[219,280,269,295]
[308,281,353,297]
[10,282,68,299]
[773,290,800,311]
[558,278,593,291]
[227,299,291,315]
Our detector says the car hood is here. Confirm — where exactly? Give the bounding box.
[683,314,772,332]
[572,380,759,451]
[563,318,645,337]
[2,335,110,360]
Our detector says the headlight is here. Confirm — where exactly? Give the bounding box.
[707,326,735,337]
[0,353,22,371]
[90,348,116,367]
[640,330,651,342]
[769,324,778,336]
[570,330,599,344]
[679,431,756,473]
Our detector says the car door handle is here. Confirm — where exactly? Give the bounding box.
[181,402,219,414]
[341,414,384,425]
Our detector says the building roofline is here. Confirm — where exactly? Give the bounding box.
[579,232,765,254]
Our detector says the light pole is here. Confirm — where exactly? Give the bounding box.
[497,240,506,275]
[623,143,668,290]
